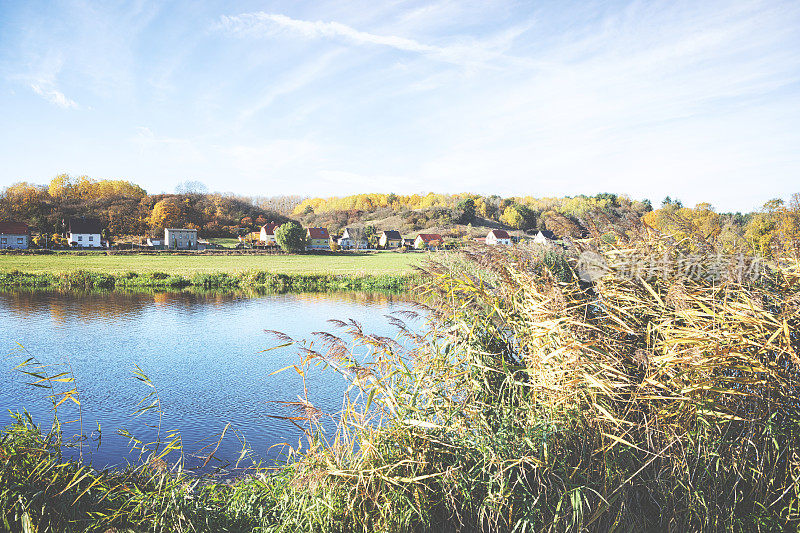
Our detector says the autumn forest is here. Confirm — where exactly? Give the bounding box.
[1,174,798,257]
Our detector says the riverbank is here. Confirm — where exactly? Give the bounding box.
[0,269,416,292]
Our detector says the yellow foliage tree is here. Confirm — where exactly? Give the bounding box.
[744,196,800,259]
[48,174,72,198]
[643,203,722,245]
[149,198,185,231]
[499,206,523,229]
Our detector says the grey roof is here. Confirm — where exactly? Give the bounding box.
[382,230,402,240]
[68,217,102,234]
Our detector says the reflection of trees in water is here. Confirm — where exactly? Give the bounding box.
[0,289,151,325]
[0,289,412,325]
[0,290,246,324]
[292,291,409,305]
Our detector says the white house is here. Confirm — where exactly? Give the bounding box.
[164,228,198,250]
[259,222,280,246]
[533,230,557,245]
[486,229,512,245]
[338,228,367,250]
[0,221,30,249]
[68,217,103,248]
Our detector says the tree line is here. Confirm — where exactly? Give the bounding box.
[0,175,288,239]
[1,175,797,258]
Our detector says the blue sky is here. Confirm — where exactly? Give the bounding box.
[1,0,799,211]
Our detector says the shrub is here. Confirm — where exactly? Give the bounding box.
[275,221,306,253]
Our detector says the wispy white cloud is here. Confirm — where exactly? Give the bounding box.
[30,83,78,109]
[16,51,80,109]
[218,11,522,67]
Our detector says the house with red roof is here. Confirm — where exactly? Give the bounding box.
[414,233,443,251]
[259,222,280,246]
[0,221,30,249]
[486,229,511,245]
[306,227,330,250]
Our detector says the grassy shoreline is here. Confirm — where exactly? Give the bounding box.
[0,251,421,292]
[0,269,416,292]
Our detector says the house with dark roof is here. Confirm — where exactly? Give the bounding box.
[379,230,402,249]
[414,233,443,251]
[259,222,280,246]
[533,230,557,245]
[0,221,30,249]
[306,227,330,250]
[486,229,511,245]
[67,217,103,248]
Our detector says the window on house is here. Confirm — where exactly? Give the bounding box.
[17,238,23,244]
[89,236,93,241]
[1,238,6,245]
[77,236,82,241]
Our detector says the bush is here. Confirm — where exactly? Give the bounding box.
[275,221,306,253]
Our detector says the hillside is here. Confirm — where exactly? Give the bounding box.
[2,176,797,256]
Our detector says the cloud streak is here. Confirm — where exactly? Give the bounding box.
[30,83,78,109]
[218,11,514,67]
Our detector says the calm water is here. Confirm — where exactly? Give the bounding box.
[0,290,416,473]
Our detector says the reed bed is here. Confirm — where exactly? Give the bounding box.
[255,230,800,531]
[2,228,799,531]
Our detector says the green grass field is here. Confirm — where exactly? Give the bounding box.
[0,252,421,276]
[206,237,241,247]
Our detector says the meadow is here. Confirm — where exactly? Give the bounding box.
[0,251,421,276]
[2,228,799,531]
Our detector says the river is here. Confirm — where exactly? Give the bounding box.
[0,289,418,474]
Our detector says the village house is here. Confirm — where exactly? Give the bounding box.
[68,217,103,248]
[402,238,415,248]
[0,221,30,249]
[533,230,557,245]
[146,236,164,248]
[259,222,280,246]
[414,233,443,251]
[338,228,367,250]
[164,228,198,250]
[486,229,512,245]
[379,230,402,249]
[306,227,330,250]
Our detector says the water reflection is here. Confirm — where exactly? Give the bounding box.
[0,289,409,322]
[0,289,418,473]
